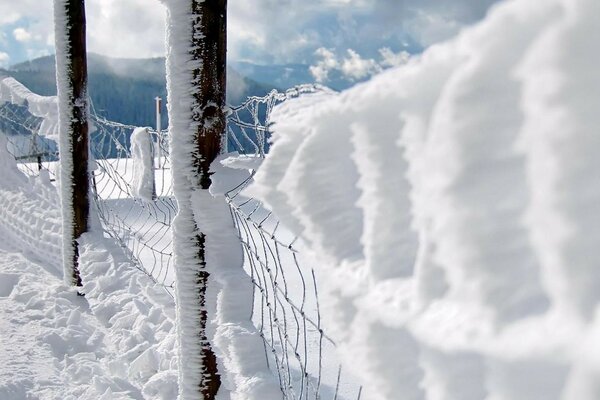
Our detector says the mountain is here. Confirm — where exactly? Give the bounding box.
[2,54,279,128]
[230,61,354,92]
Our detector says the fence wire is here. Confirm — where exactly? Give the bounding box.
[0,81,361,399]
[224,85,362,399]
[226,176,362,400]
[0,101,58,177]
[90,112,177,289]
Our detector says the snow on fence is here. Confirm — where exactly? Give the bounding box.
[0,76,360,399]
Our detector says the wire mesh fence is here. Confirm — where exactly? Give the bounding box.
[0,101,58,177]
[223,85,362,399]
[226,175,363,400]
[0,80,362,399]
[90,114,177,289]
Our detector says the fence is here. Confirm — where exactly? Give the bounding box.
[0,78,362,399]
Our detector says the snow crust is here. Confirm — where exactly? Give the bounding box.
[130,127,156,201]
[160,1,217,397]
[0,77,60,139]
[246,0,600,398]
[191,185,281,399]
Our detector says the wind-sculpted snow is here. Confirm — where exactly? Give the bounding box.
[247,0,600,398]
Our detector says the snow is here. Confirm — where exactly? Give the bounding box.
[130,127,156,201]
[246,0,600,398]
[0,132,62,274]
[3,0,600,398]
[0,136,178,399]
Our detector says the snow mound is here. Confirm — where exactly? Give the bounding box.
[246,0,600,398]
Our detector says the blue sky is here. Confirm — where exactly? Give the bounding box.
[0,0,500,80]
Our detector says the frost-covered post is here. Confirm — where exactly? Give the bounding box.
[53,0,89,288]
[161,0,227,399]
[155,96,162,169]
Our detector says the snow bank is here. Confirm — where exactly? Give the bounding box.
[246,0,600,398]
[0,77,60,139]
[130,127,156,201]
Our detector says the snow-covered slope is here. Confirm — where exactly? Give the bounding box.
[246,0,600,399]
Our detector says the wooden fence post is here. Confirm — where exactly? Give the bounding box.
[162,0,227,398]
[53,0,90,288]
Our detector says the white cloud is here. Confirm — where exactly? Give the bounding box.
[379,48,410,68]
[13,27,32,42]
[341,49,380,80]
[310,47,411,82]
[0,0,500,65]
[309,48,339,82]
[0,51,9,67]
[86,0,167,59]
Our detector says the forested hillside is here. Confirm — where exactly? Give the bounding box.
[1,54,278,127]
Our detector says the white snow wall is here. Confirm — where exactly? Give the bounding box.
[246,0,600,399]
[160,1,279,399]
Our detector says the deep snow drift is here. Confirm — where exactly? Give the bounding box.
[246,0,600,398]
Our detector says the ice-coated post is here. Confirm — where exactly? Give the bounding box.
[53,0,89,289]
[155,96,162,169]
[146,127,157,200]
[161,0,227,398]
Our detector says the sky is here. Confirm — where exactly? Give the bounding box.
[0,0,501,81]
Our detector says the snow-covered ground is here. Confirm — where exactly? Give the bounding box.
[0,134,177,399]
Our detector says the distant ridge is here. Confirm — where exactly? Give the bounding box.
[1,53,280,127]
